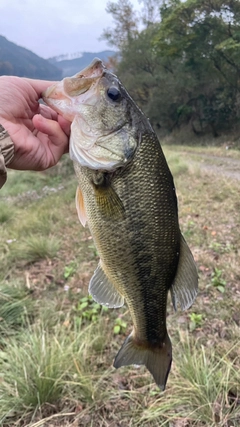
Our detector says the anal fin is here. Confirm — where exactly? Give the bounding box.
[89,262,124,308]
[170,234,198,311]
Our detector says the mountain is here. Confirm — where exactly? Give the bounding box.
[49,50,115,77]
[0,35,62,80]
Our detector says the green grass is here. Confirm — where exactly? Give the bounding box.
[0,281,34,341]
[0,150,239,426]
[10,235,61,263]
[0,320,108,425]
[138,333,240,426]
[0,203,14,223]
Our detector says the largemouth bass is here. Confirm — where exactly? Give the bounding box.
[42,59,198,390]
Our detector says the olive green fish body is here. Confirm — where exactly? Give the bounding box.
[42,58,198,390]
[74,132,179,345]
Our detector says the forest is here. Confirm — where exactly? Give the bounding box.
[102,0,240,141]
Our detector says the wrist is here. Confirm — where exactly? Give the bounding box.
[0,124,14,164]
[0,124,15,188]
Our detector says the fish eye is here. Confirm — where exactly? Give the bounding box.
[106,87,121,102]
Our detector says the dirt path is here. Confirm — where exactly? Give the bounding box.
[182,151,240,181]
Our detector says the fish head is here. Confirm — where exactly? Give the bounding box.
[42,58,146,171]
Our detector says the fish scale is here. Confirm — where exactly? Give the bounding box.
[42,58,198,390]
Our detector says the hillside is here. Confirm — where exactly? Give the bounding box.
[49,50,115,77]
[0,35,62,80]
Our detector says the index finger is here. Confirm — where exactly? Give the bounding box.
[23,78,59,98]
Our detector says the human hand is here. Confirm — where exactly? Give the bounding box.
[0,76,71,171]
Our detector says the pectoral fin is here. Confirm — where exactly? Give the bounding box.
[170,234,198,311]
[89,262,124,308]
[93,184,125,220]
[75,186,87,227]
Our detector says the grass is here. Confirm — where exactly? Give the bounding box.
[0,281,34,341]
[0,146,239,426]
[10,235,61,263]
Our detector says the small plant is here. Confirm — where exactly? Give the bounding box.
[210,241,233,254]
[189,312,203,331]
[64,261,77,280]
[210,267,226,293]
[113,317,127,335]
[75,295,108,324]
[209,241,222,253]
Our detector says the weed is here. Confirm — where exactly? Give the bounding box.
[64,261,77,280]
[74,295,108,324]
[188,312,203,331]
[113,316,127,335]
[210,241,233,254]
[210,267,227,293]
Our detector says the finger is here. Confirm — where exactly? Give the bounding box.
[39,104,58,121]
[58,115,71,136]
[23,78,57,97]
[33,115,69,151]
[34,113,71,139]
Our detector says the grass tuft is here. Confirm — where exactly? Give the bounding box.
[0,281,34,339]
[0,203,14,223]
[10,235,61,263]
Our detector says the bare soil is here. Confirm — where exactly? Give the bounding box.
[182,151,240,181]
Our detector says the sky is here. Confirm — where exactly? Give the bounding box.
[1,0,142,59]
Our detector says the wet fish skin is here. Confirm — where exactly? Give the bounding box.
[42,59,198,390]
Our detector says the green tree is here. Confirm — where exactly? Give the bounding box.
[101,0,139,50]
[103,0,240,137]
[154,0,240,134]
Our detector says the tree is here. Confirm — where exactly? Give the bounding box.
[100,0,139,50]
[102,0,240,137]
[154,0,240,134]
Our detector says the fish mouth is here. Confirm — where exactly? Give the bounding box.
[42,59,105,100]
[43,58,135,171]
[73,58,106,79]
[42,58,106,119]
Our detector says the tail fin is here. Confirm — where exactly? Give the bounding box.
[113,333,172,391]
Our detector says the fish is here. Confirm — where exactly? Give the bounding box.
[42,58,198,390]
